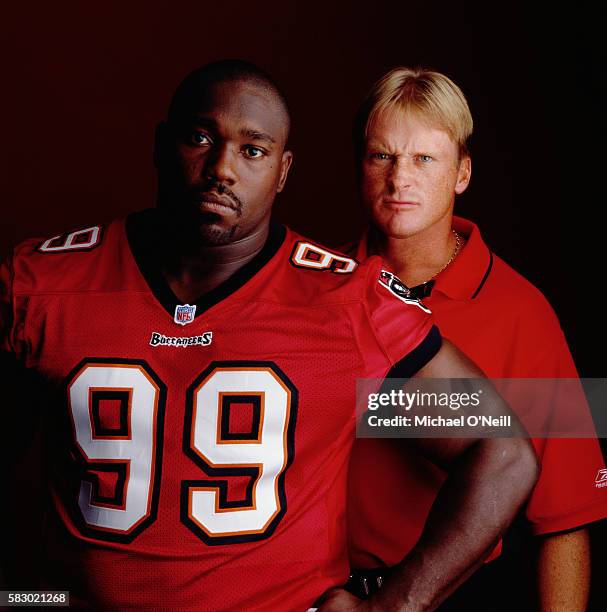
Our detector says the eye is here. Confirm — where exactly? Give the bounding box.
[190,131,212,146]
[370,152,391,161]
[243,145,266,159]
[417,154,433,163]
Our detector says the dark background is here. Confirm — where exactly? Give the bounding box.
[1,1,603,375]
[2,0,605,607]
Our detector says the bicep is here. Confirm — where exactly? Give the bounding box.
[407,340,484,465]
[407,340,530,468]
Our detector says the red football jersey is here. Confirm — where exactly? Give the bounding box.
[0,211,439,611]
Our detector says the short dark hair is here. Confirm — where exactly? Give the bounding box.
[167,59,290,140]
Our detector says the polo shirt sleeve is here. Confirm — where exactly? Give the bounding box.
[511,294,607,535]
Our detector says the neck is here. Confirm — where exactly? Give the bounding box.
[163,223,270,303]
[370,216,457,287]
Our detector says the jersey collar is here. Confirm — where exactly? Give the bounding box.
[126,209,287,320]
[355,216,493,301]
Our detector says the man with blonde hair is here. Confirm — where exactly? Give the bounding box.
[346,67,607,610]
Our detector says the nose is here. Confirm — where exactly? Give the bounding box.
[203,143,237,185]
[388,156,413,192]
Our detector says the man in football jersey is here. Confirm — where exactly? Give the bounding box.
[0,60,538,611]
[346,67,607,610]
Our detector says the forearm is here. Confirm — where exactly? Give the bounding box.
[537,529,590,612]
[370,438,538,611]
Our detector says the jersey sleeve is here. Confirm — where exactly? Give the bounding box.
[0,255,16,354]
[1,255,42,466]
[1,248,36,360]
[361,261,441,377]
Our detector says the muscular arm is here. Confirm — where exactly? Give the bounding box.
[537,529,590,612]
[322,340,538,611]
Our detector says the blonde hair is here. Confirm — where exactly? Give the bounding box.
[354,67,473,160]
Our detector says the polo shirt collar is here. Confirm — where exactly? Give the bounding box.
[434,216,493,300]
[356,216,493,301]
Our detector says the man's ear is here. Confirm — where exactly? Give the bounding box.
[153,122,168,169]
[455,155,471,195]
[277,150,294,193]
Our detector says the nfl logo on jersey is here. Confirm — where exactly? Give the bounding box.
[174,304,196,325]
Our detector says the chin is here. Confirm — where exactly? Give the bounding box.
[191,209,239,244]
[197,222,239,246]
[376,214,424,239]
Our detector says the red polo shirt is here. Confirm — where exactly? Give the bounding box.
[347,216,607,569]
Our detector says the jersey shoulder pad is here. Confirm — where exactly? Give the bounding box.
[269,230,368,306]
